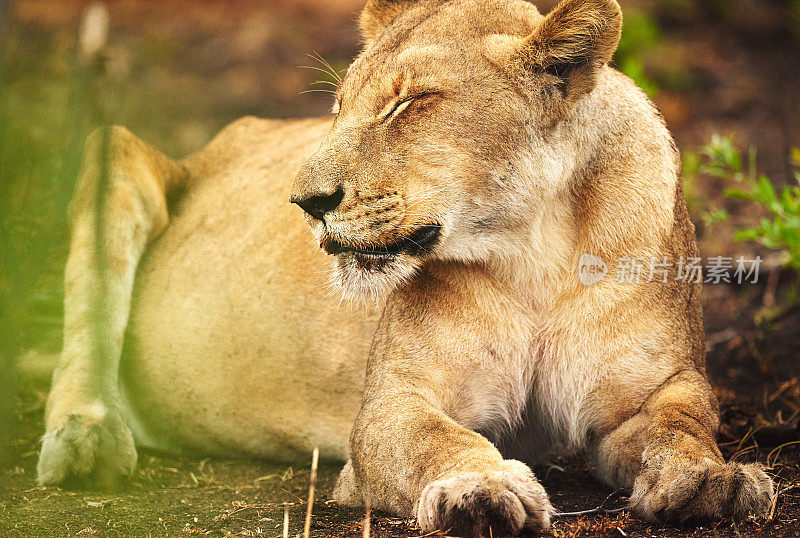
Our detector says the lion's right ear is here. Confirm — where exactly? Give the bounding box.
[359,0,418,45]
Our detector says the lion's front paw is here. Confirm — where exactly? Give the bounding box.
[416,461,553,537]
[37,408,137,489]
[630,459,774,523]
[333,459,363,507]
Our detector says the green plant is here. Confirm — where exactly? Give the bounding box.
[614,12,662,98]
[701,208,729,228]
[701,135,800,272]
[681,149,704,219]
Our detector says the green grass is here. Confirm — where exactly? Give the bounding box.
[701,135,800,275]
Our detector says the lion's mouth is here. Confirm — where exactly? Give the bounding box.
[321,224,441,260]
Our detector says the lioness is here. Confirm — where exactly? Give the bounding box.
[38,0,774,534]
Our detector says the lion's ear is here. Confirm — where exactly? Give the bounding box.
[491,0,622,99]
[359,0,418,45]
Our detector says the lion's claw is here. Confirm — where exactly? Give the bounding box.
[630,459,774,523]
[416,461,553,537]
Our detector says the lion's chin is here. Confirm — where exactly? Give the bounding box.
[334,252,420,304]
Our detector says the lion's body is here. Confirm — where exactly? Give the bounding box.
[39,0,774,532]
[119,118,375,459]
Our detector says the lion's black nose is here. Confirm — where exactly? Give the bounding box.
[292,186,344,221]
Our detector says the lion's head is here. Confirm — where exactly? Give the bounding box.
[290,0,623,300]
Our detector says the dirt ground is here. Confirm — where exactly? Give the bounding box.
[2,0,800,536]
[2,319,799,538]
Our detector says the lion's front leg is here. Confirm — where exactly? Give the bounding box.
[346,388,552,537]
[589,369,774,523]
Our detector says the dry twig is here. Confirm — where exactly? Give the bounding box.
[303,447,319,538]
[553,490,626,518]
[363,503,371,538]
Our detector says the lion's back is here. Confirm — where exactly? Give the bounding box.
[118,117,379,458]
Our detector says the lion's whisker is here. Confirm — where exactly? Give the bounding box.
[311,80,340,88]
[309,52,343,80]
[300,89,337,95]
[304,53,343,82]
[299,65,341,83]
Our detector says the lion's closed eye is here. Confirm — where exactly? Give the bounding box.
[379,92,440,123]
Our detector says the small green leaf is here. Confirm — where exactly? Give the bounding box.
[791,147,800,167]
[734,229,762,242]
[723,187,754,201]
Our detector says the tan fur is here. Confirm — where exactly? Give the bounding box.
[39,0,772,533]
